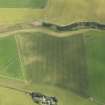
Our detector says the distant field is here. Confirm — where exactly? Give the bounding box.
[85,31,105,103]
[0,0,105,25]
[0,36,24,80]
[44,0,105,24]
[0,0,47,8]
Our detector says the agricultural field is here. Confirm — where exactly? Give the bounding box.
[1,0,105,25]
[0,0,47,8]
[17,32,88,96]
[0,36,24,80]
[44,0,105,24]
[0,83,97,105]
[85,31,105,103]
[0,87,35,105]
[0,72,97,105]
[15,30,105,105]
[0,8,43,25]
[0,0,47,25]
[0,0,105,105]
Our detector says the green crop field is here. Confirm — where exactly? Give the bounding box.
[16,32,88,96]
[85,31,105,103]
[0,0,47,8]
[0,36,24,80]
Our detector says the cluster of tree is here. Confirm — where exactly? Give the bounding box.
[42,21,105,31]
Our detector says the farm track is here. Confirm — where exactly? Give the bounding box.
[0,28,89,38]
[0,21,105,38]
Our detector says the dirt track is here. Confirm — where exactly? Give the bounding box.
[0,27,98,38]
[0,21,105,38]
